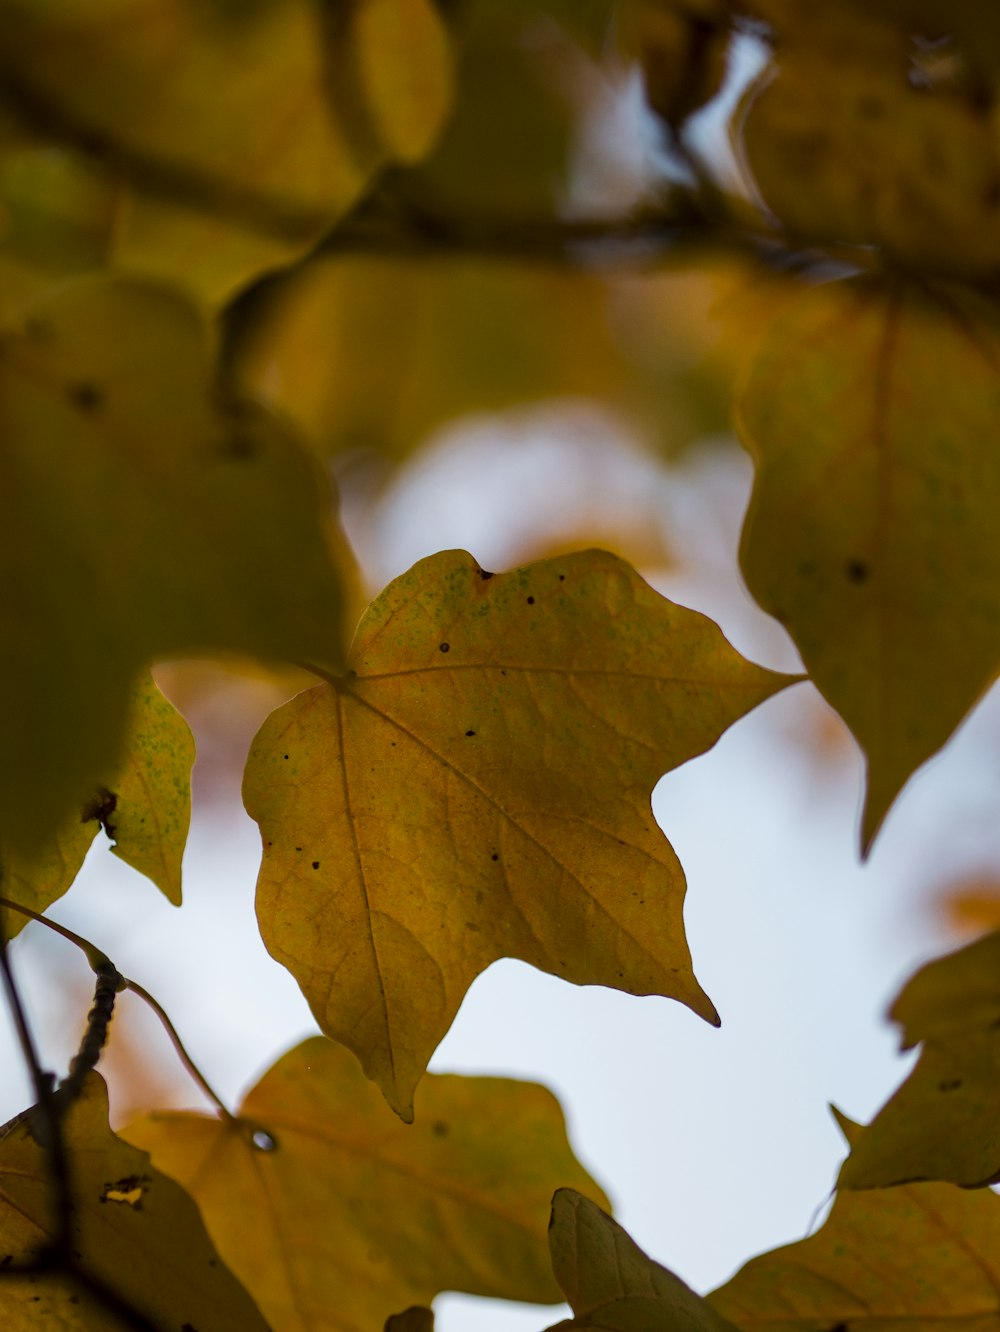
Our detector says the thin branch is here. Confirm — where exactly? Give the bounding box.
[0,895,235,1121]
[61,961,124,1101]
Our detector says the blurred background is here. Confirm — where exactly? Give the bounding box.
[3,4,1000,1327]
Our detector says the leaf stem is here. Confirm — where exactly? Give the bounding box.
[0,895,235,1121]
[123,978,236,1122]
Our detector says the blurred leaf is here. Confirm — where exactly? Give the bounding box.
[3,671,194,934]
[385,1310,434,1332]
[736,13,1000,275]
[840,929,1000,1188]
[233,255,626,461]
[619,0,730,132]
[233,253,774,473]
[0,272,346,855]
[244,548,791,1117]
[710,1110,1000,1330]
[934,872,1000,938]
[0,1073,267,1330]
[0,0,453,305]
[545,1189,739,1332]
[126,1035,610,1332]
[388,0,585,220]
[739,0,1000,82]
[737,275,1000,850]
[0,109,117,322]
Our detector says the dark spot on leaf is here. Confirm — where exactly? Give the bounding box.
[526,596,535,605]
[432,1120,449,1136]
[81,786,118,840]
[465,729,476,737]
[283,754,289,760]
[312,861,320,870]
[24,317,53,342]
[295,846,302,852]
[845,559,869,584]
[221,430,257,460]
[491,853,499,861]
[439,642,450,653]
[478,568,494,580]
[500,669,507,676]
[67,381,105,413]
[938,1078,963,1092]
[558,574,565,581]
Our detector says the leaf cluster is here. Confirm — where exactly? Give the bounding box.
[0,0,998,1328]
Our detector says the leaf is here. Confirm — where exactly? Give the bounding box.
[736,14,1000,276]
[231,255,629,462]
[244,548,791,1117]
[125,1035,610,1332]
[2,672,194,935]
[619,0,730,133]
[385,1310,434,1332]
[0,1072,268,1331]
[736,275,1000,849]
[101,671,194,905]
[0,108,117,322]
[0,0,453,306]
[389,0,584,221]
[709,1110,1000,1332]
[0,272,346,856]
[839,929,1000,1189]
[545,1189,739,1332]
[546,1159,1000,1332]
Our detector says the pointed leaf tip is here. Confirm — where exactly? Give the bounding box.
[739,276,1000,852]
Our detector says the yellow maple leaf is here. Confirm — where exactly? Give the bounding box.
[244,548,792,1116]
[126,1035,610,1332]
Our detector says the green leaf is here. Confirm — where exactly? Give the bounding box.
[125,1035,610,1332]
[0,1073,268,1331]
[244,548,792,1117]
[737,275,1000,849]
[3,671,194,934]
[840,929,1000,1189]
[545,1189,739,1332]
[0,272,346,855]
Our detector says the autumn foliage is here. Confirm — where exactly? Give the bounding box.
[1,0,999,1328]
